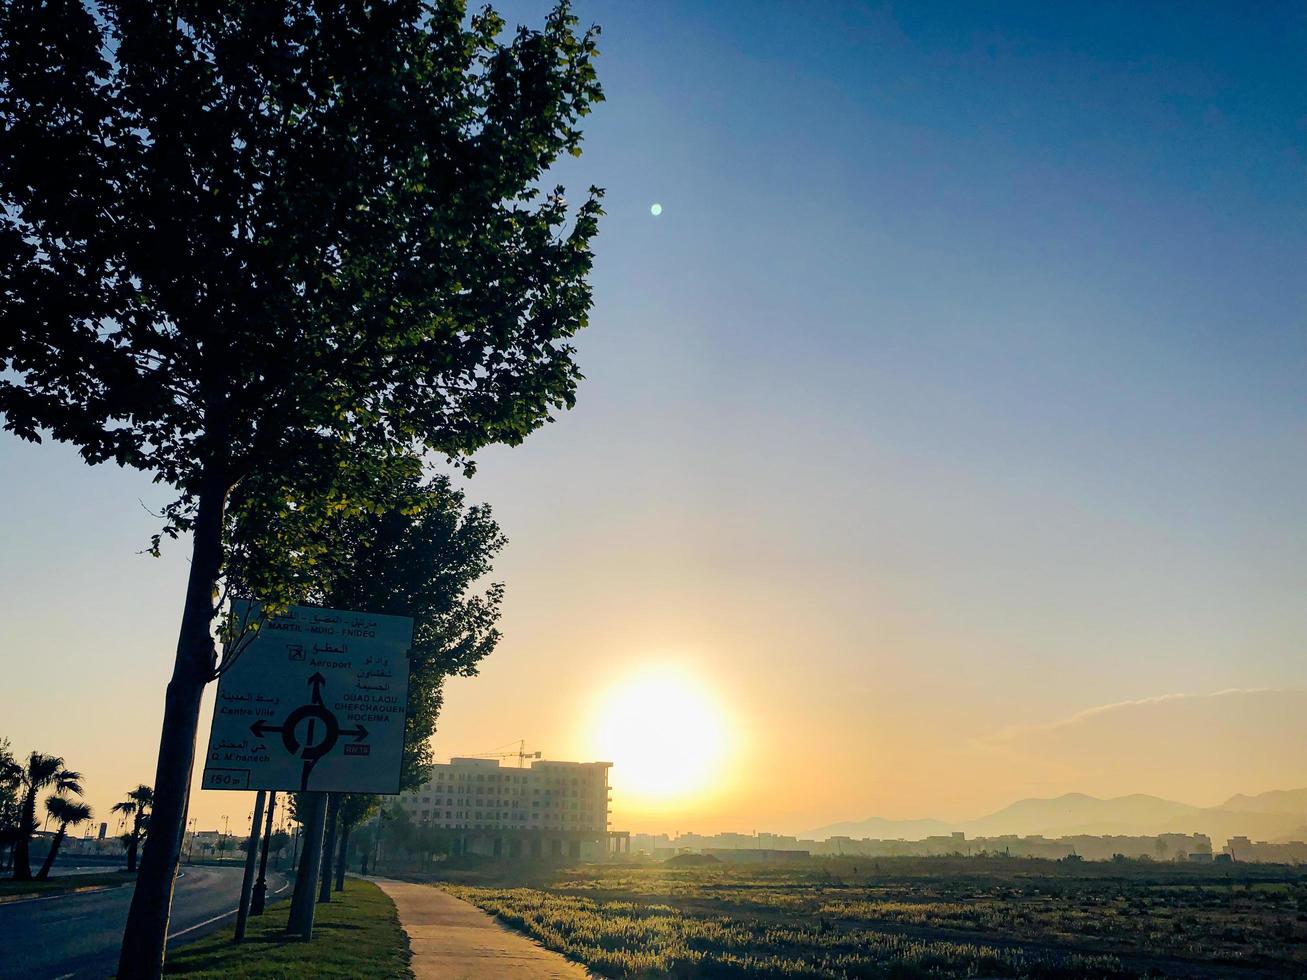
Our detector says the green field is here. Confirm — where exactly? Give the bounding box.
[163,879,411,978]
[428,859,1307,978]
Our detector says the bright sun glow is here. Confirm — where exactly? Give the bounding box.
[591,666,730,804]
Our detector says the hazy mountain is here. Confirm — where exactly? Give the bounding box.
[1219,788,1307,815]
[806,788,1307,843]
[966,793,1202,837]
[978,690,1307,811]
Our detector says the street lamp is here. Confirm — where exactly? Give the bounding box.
[251,791,277,916]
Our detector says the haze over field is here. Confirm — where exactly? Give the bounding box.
[808,785,1307,844]
[3,1,1307,839]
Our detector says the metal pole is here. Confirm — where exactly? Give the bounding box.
[233,791,266,942]
[318,794,340,904]
[287,792,328,940]
[251,791,277,915]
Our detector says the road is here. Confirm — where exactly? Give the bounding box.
[0,865,290,980]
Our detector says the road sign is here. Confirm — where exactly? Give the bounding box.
[202,601,413,794]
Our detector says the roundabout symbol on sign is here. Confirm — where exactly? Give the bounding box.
[250,672,369,790]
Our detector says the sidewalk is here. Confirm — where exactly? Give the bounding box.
[372,878,592,979]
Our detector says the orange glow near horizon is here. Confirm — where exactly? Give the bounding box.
[587,664,734,809]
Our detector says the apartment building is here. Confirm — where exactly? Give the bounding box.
[397,756,628,859]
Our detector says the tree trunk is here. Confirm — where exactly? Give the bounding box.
[335,825,350,891]
[36,826,67,881]
[318,794,340,904]
[11,789,36,881]
[116,476,227,980]
[126,820,140,873]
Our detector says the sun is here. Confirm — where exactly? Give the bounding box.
[589,666,730,805]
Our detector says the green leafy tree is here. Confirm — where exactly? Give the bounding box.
[333,793,380,890]
[261,470,505,897]
[320,472,505,788]
[382,802,418,858]
[36,796,94,880]
[411,821,450,870]
[348,821,379,874]
[111,785,153,874]
[9,752,83,881]
[0,2,601,972]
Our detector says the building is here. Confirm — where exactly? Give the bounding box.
[1223,836,1307,864]
[627,830,1222,864]
[397,757,627,860]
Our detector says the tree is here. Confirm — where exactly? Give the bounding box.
[348,820,379,874]
[383,802,418,859]
[36,795,93,880]
[9,752,83,881]
[1,3,602,973]
[0,739,19,873]
[264,470,505,902]
[327,475,507,791]
[269,829,291,858]
[112,785,153,874]
[334,794,380,891]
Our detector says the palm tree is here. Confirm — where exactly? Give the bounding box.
[0,741,21,874]
[36,796,93,880]
[10,752,83,881]
[112,784,153,873]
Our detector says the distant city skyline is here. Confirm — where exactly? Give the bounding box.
[3,1,1307,836]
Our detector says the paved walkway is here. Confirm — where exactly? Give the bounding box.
[372,878,592,979]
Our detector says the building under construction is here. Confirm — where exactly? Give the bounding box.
[396,755,630,860]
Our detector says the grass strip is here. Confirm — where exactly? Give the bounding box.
[0,870,135,902]
[164,879,411,978]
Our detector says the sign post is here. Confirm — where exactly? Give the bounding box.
[202,601,413,940]
[287,792,328,938]
[233,791,265,941]
[203,602,413,795]
[251,791,277,915]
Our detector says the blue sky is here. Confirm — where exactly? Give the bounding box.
[2,1,1305,832]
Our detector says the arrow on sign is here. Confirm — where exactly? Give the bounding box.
[240,673,370,790]
[249,719,283,739]
[340,724,369,742]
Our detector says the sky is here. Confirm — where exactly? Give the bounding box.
[2,1,1306,840]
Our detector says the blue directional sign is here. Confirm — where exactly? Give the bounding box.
[202,601,413,793]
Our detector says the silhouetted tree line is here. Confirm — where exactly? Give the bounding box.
[0,737,154,881]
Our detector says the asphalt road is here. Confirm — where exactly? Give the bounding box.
[0,865,290,980]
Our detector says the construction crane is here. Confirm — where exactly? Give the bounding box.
[472,739,542,768]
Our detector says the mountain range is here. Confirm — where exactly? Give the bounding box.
[807,788,1307,844]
